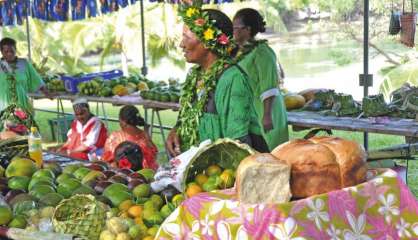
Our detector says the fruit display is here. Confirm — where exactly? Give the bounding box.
[140,78,181,103]
[0,157,186,240]
[181,139,255,193]
[0,139,259,239]
[284,93,306,110]
[44,76,65,93]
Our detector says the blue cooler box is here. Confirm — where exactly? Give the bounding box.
[62,70,123,93]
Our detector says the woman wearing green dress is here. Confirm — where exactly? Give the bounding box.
[0,37,51,133]
[166,5,265,156]
[233,8,289,151]
[0,37,50,113]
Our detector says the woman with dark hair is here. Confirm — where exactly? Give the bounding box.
[166,4,265,156]
[233,8,289,150]
[114,141,144,171]
[102,105,158,170]
[0,37,51,132]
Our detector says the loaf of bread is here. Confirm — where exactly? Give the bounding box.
[236,153,291,204]
[271,136,367,198]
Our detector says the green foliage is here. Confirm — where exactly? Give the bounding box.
[2,3,185,74]
[259,0,288,33]
[380,61,418,98]
[328,49,355,66]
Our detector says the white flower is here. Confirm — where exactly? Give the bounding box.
[382,170,397,178]
[236,226,249,240]
[378,194,400,224]
[371,177,384,185]
[396,218,411,238]
[327,224,342,240]
[413,222,418,236]
[343,211,372,240]
[306,198,329,230]
[200,215,215,236]
[217,221,232,240]
[269,217,306,240]
[210,200,239,215]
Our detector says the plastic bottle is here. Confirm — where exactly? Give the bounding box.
[28,126,43,167]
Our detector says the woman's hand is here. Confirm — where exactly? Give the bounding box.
[166,128,181,157]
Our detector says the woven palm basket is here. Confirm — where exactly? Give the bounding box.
[52,194,106,240]
[0,136,28,166]
[181,138,255,192]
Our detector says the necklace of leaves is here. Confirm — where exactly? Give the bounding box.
[0,59,18,103]
[234,39,267,63]
[177,57,229,150]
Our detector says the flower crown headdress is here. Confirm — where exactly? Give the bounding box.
[178,0,235,57]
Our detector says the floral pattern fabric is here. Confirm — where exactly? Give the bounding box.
[156,169,418,240]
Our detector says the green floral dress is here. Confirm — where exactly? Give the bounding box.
[236,40,289,150]
[0,58,44,113]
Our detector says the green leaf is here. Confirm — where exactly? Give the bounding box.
[380,61,418,98]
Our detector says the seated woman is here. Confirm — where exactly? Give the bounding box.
[102,105,158,170]
[59,98,108,160]
[114,141,144,171]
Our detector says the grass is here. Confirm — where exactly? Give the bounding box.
[33,99,405,165]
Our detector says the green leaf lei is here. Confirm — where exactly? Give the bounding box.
[0,60,18,104]
[177,58,230,150]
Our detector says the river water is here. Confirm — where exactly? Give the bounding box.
[145,32,391,101]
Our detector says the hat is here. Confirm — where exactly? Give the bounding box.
[72,98,88,106]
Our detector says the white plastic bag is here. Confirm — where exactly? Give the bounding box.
[151,140,212,192]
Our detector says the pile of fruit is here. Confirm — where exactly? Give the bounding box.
[185,164,235,198]
[140,78,181,103]
[76,74,156,98]
[43,74,65,93]
[0,156,186,240]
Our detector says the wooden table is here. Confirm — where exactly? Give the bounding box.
[287,111,418,138]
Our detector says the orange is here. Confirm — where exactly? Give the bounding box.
[119,199,134,212]
[134,216,143,225]
[195,174,208,186]
[127,205,143,218]
[220,170,235,189]
[186,184,202,198]
[206,165,222,176]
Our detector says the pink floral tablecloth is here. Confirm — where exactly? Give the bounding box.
[156,169,418,240]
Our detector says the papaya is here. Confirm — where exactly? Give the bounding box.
[298,88,328,102]
[5,157,38,178]
[284,93,306,110]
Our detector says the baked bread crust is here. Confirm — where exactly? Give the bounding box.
[272,136,367,198]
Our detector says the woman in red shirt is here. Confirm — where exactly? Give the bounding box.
[60,98,107,160]
[102,105,158,170]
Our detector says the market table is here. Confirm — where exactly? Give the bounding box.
[287,111,418,138]
[156,168,418,239]
[28,93,180,143]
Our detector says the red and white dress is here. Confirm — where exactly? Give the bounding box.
[61,116,108,160]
